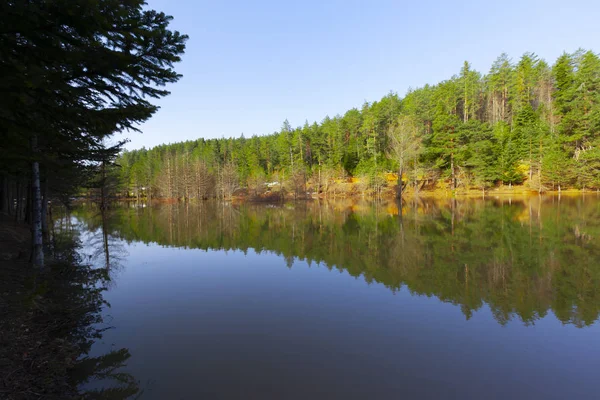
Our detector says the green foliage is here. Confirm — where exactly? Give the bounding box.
[117,49,600,197]
[494,122,523,184]
[1,0,187,211]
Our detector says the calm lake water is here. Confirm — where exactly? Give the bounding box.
[71,196,600,399]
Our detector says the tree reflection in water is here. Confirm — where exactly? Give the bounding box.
[51,209,141,399]
[73,195,600,328]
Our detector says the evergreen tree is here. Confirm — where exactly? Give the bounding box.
[111,49,600,199]
[1,0,187,266]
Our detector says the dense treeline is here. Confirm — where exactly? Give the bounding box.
[118,50,600,200]
[74,197,600,327]
[0,0,186,266]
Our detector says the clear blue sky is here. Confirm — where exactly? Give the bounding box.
[123,0,600,150]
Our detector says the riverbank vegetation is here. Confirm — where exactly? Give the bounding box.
[117,50,600,201]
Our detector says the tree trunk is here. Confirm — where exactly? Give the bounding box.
[5,178,12,215]
[167,157,172,198]
[450,153,456,190]
[41,180,49,238]
[529,141,533,183]
[100,161,107,210]
[15,181,21,223]
[31,135,44,268]
[0,175,5,213]
[538,164,542,194]
[538,139,543,194]
[464,80,468,123]
[397,167,403,199]
[24,182,32,224]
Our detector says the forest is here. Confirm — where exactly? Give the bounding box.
[118,50,600,200]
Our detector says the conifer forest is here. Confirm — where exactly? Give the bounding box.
[118,50,600,200]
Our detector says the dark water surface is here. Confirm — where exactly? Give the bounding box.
[74,196,600,399]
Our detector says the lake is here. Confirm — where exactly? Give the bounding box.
[69,195,600,399]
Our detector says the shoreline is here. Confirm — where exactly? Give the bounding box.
[101,185,600,204]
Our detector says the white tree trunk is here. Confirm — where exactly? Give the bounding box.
[31,135,44,267]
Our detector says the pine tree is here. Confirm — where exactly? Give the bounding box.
[1,0,187,266]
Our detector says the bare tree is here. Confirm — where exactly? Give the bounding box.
[320,166,347,197]
[386,116,422,198]
[286,168,306,199]
[218,162,239,199]
[194,159,214,199]
[182,151,193,201]
[31,135,43,267]
[319,166,335,196]
[247,170,266,198]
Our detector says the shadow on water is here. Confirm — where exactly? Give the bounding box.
[73,195,600,328]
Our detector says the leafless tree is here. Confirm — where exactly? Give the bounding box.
[218,162,239,199]
[386,115,422,198]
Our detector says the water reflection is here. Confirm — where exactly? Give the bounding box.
[51,209,141,398]
[74,195,600,327]
[78,208,129,285]
[71,348,141,399]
